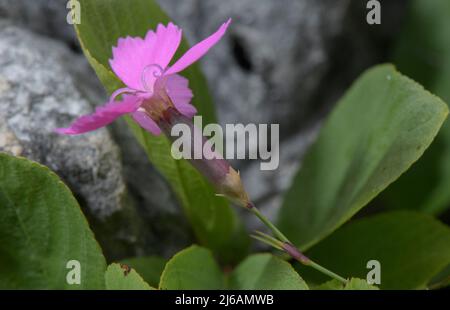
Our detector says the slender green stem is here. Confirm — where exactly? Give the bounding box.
[250,234,283,250]
[254,231,284,249]
[307,260,348,284]
[249,206,290,243]
[248,205,348,284]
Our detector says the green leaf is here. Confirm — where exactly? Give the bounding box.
[159,245,224,289]
[0,153,106,289]
[120,256,166,288]
[298,211,450,289]
[381,0,450,214]
[277,64,449,250]
[228,254,309,290]
[105,263,154,290]
[74,0,248,263]
[316,278,378,290]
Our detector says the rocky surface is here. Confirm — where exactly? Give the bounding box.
[0,0,78,48]
[0,21,121,218]
[159,0,351,135]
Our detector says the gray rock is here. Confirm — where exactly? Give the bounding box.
[158,0,351,134]
[0,21,122,218]
[0,0,78,47]
[0,21,190,259]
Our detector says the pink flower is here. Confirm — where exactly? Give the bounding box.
[56,19,231,135]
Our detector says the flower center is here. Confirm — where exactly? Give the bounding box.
[108,64,174,124]
[137,65,174,122]
[141,64,164,92]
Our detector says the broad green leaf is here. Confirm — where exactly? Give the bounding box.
[228,254,309,290]
[381,0,450,214]
[278,64,449,249]
[297,211,450,289]
[105,263,154,290]
[315,278,378,290]
[121,256,166,288]
[0,153,106,289]
[74,0,249,262]
[159,245,224,290]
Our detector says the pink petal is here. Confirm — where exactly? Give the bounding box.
[165,19,231,75]
[165,74,196,117]
[109,23,182,90]
[109,36,149,90]
[131,110,162,135]
[55,96,142,135]
[151,23,183,70]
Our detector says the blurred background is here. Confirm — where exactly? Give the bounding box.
[1,0,448,262]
